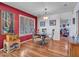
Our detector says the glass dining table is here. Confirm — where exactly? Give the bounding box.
[36,33,48,45]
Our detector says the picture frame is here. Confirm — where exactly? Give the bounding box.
[2,11,14,34]
[40,21,45,27]
[49,20,56,26]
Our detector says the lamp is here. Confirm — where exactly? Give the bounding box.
[43,8,48,20]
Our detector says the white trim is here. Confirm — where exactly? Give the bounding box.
[20,33,32,37]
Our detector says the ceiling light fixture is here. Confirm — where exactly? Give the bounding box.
[64,3,67,6]
[43,8,48,20]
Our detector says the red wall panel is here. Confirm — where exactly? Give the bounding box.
[0,35,6,48]
[20,35,32,42]
[0,3,37,48]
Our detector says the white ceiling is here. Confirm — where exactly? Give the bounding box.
[3,2,77,17]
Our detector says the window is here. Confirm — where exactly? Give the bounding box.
[19,15,35,36]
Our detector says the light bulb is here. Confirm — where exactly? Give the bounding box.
[43,16,48,20]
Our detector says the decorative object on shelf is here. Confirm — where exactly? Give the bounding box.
[40,21,45,27]
[49,20,56,26]
[3,33,20,53]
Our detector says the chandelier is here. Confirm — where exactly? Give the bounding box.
[43,8,48,20]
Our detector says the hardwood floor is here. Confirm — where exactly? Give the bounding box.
[0,37,70,57]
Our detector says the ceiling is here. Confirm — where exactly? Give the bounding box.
[3,2,77,17]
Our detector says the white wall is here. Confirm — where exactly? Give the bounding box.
[38,14,60,40]
[70,3,79,37]
[60,12,72,26]
[37,3,79,41]
[38,12,73,40]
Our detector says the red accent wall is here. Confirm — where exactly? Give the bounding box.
[0,3,37,48]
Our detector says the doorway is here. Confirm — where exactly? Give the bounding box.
[60,19,69,37]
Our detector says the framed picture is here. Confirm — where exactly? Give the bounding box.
[2,11,14,34]
[49,20,56,26]
[40,21,45,27]
[73,18,75,24]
